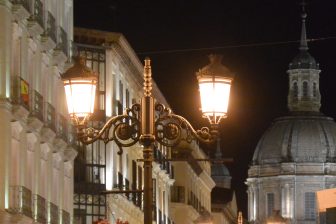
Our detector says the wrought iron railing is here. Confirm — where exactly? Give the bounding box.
[34,194,46,223]
[57,114,68,142]
[46,11,57,43]
[31,90,44,121]
[59,27,68,56]
[11,76,30,110]
[11,0,31,13]
[33,0,44,28]
[49,202,59,224]
[188,191,200,212]
[62,210,71,224]
[170,186,185,203]
[9,185,33,218]
[45,102,56,131]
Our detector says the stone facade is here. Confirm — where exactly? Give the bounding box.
[0,0,75,223]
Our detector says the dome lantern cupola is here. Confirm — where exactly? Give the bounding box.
[287,5,321,113]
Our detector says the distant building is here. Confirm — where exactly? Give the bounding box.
[169,140,215,224]
[73,27,174,224]
[246,8,336,224]
[0,0,75,223]
[211,138,238,224]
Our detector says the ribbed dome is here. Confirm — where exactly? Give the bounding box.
[289,51,319,69]
[211,163,230,177]
[252,113,336,165]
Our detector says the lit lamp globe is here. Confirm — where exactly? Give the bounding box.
[61,56,97,125]
[196,54,233,125]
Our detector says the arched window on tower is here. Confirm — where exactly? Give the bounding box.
[313,82,317,97]
[302,81,308,98]
[293,82,298,99]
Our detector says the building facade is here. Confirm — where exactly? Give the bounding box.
[246,9,336,224]
[170,141,215,224]
[73,28,175,224]
[0,0,75,223]
[211,139,238,224]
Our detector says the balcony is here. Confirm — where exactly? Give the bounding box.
[170,186,185,203]
[11,76,30,119]
[27,90,44,130]
[62,210,70,224]
[49,202,59,224]
[154,147,173,177]
[9,185,33,218]
[188,191,201,213]
[27,0,44,37]
[11,0,31,22]
[34,194,46,223]
[41,11,57,51]
[45,103,56,131]
[53,27,68,65]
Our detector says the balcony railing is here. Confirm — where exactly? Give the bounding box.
[31,90,44,121]
[170,186,185,203]
[46,11,57,43]
[57,114,68,142]
[11,0,31,12]
[62,210,70,224]
[154,147,172,176]
[59,27,68,56]
[33,0,44,28]
[49,202,59,224]
[45,102,56,131]
[11,76,30,110]
[188,191,201,212]
[9,185,33,218]
[34,194,46,223]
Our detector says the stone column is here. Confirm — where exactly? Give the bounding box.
[0,0,12,98]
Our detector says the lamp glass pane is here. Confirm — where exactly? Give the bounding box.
[199,77,231,117]
[64,79,96,118]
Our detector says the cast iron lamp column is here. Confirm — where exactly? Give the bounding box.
[61,55,233,224]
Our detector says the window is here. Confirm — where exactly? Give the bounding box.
[302,81,308,98]
[293,82,298,99]
[305,192,316,220]
[313,82,317,97]
[266,193,274,217]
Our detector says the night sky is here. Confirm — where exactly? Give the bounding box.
[74,0,336,216]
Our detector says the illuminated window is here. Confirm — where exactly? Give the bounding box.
[305,192,316,220]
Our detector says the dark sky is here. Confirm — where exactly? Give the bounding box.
[74,0,336,216]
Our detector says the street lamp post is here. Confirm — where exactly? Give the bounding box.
[61,55,233,224]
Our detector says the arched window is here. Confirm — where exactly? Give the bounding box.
[313,82,317,97]
[266,193,275,217]
[293,82,298,98]
[302,81,308,98]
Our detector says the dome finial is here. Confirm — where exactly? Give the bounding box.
[299,0,309,51]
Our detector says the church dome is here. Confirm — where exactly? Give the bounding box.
[289,50,319,69]
[252,113,336,165]
[211,163,230,177]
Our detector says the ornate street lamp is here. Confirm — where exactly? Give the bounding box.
[197,54,233,125]
[61,55,233,224]
[61,56,97,125]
